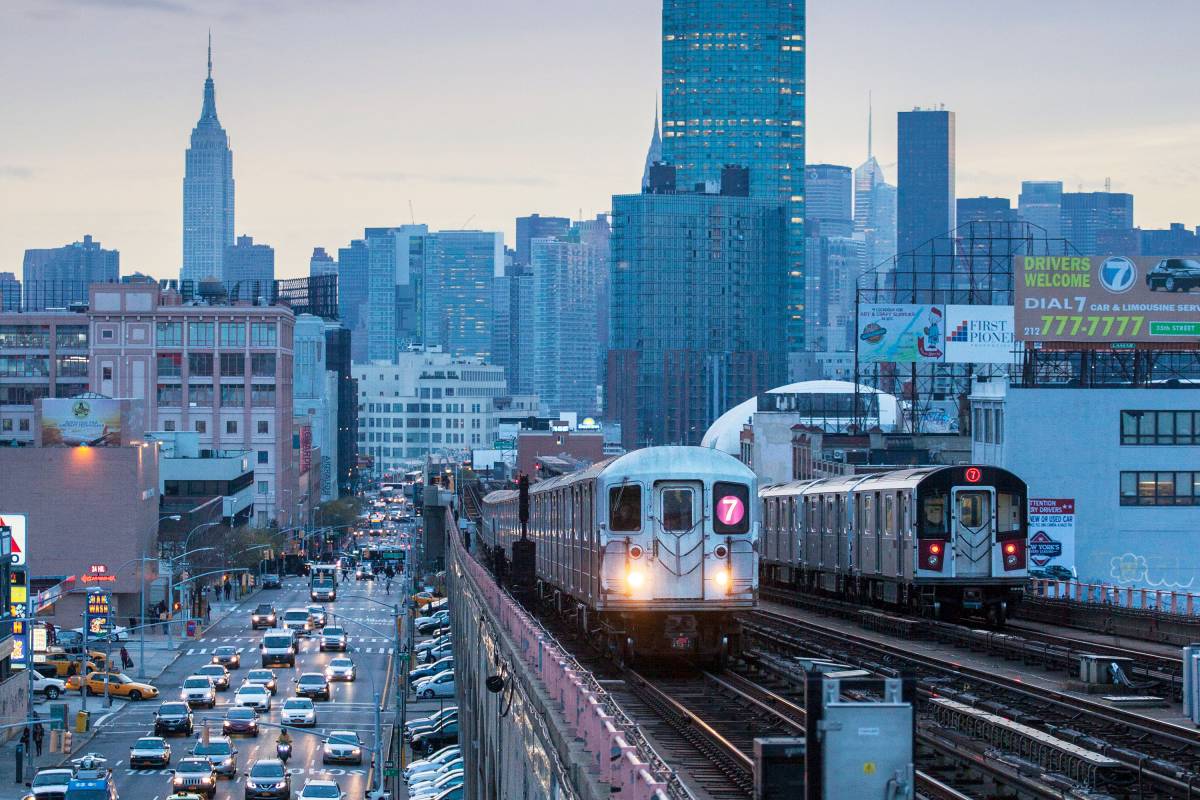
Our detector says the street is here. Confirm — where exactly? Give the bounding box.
[67,573,398,799]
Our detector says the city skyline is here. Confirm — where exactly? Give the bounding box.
[4,0,1200,278]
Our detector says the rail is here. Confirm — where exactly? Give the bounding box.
[1031,577,1200,616]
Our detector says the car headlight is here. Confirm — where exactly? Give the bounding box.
[274,781,287,789]
[351,747,361,754]
[222,757,233,765]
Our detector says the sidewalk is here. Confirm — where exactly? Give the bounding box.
[0,590,256,787]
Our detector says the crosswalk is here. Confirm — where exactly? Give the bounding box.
[184,641,396,656]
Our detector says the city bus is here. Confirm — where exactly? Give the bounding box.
[309,564,338,602]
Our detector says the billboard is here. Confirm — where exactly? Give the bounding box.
[40,397,122,446]
[1027,498,1075,572]
[0,514,26,566]
[1015,255,1200,343]
[857,304,945,363]
[299,425,313,474]
[944,305,1015,363]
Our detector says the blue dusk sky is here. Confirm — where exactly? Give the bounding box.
[2,0,1198,277]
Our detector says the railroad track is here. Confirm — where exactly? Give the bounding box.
[744,607,1200,798]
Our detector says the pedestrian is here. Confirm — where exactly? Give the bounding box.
[20,725,29,752]
[158,608,168,634]
[120,646,132,670]
[204,603,211,623]
[224,581,232,601]
[45,623,56,647]
[33,722,43,757]
[128,615,137,632]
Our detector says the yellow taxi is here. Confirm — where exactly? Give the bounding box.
[40,651,106,677]
[66,671,158,700]
[411,591,440,608]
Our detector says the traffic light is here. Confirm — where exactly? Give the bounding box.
[61,730,73,753]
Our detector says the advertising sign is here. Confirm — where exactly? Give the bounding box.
[1027,498,1076,572]
[944,305,1015,363]
[857,304,945,363]
[299,425,313,474]
[0,514,26,566]
[40,397,122,446]
[85,590,112,635]
[1015,255,1200,343]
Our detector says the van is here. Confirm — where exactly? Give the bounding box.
[260,629,296,668]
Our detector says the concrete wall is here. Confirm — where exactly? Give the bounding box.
[977,385,1200,591]
[0,445,160,625]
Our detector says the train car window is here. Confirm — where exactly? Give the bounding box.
[662,488,694,531]
[957,493,989,528]
[922,495,948,537]
[884,494,896,533]
[997,492,1020,534]
[609,485,642,531]
[713,482,751,534]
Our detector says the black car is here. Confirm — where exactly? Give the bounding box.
[261,573,282,589]
[154,702,195,736]
[211,646,241,669]
[1147,257,1200,292]
[243,757,291,800]
[294,672,330,701]
[411,718,459,756]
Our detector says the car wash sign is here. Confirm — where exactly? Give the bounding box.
[1027,498,1075,571]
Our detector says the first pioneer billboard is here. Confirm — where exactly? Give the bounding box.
[1015,255,1200,343]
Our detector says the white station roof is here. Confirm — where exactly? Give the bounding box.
[700,380,899,454]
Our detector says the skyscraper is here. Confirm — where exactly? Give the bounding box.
[491,264,534,394]
[661,0,806,356]
[805,164,853,237]
[182,35,235,283]
[640,102,662,191]
[0,273,20,312]
[1061,191,1134,254]
[309,247,337,277]
[22,234,119,310]
[336,239,369,361]
[957,196,1017,225]
[897,108,955,254]
[423,231,503,359]
[515,214,569,267]
[1018,181,1063,239]
[224,235,275,294]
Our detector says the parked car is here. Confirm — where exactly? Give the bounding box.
[234,683,272,712]
[222,706,259,737]
[415,611,450,635]
[210,646,241,669]
[410,770,463,800]
[194,664,230,691]
[409,657,454,685]
[319,626,347,652]
[411,719,459,756]
[321,730,363,765]
[295,672,331,701]
[280,697,316,727]
[242,668,278,695]
[155,702,196,736]
[243,758,290,800]
[191,736,238,778]
[129,736,172,768]
[1147,257,1200,292]
[172,757,218,797]
[407,710,458,742]
[325,657,356,682]
[406,752,461,783]
[422,641,455,665]
[250,605,277,630]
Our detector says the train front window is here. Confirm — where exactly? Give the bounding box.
[661,488,694,531]
[609,485,642,531]
[922,496,948,537]
[957,492,990,529]
[997,492,1021,534]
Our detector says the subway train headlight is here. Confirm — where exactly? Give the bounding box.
[713,567,730,590]
[626,568,645,589]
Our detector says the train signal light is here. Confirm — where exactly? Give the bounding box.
[518,474,530,524]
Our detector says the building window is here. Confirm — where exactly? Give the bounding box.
[101,366,112,381]
[251,322,277,347]
[219,322,246,347]
[0,419,11,432]
[1120,471,1200,506]
[188,322,214,347]
[1120,410,1200,445]
[220,353,245,376]
[0,356,49,377]
[163,419,176,432]
[257,450,269,464]
[156,353,182,378]
[226,420,238,434]
[189,353,213,376]
[56,356,89,377]
[251,385,276,407]
[220,385,245,407]
[257,420,269,434]
[101,329,113,340]
[156,384,182,406]
[195,420,207,434]
[188,384,214,406]
[251,353,276,377]
[18,419,30,432]
[156,322,182,346]
[258,480,269,494]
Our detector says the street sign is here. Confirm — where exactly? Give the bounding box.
[493,439,515,450]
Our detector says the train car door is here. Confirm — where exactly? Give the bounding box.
[653,481,704,599]
[951,486,994,578]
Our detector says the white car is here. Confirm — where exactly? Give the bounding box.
[296,778,344,800]
[321,730,363,765]
[325,657,356,682]
[243,668,278,694]
[407,756,462,785]
[280,697,316,727]
[180,675,216,708]
[422,641,454,664]
[281,608,312,634]
[414,670,455,699]
[27,767,73,798]
[404,745,460,780]
[29,672,66,700]
[233,683,271,711]
[411,770,464,800]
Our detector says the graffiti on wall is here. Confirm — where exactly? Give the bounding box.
[1108,552,1197,591]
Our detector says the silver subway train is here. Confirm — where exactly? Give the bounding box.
[480,446,758,664]
[760,465,1028,624]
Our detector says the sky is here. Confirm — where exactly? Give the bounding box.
[3,0,1200,280]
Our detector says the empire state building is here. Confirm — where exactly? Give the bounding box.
[182,36,235,283]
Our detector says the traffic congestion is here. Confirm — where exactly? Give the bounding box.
[23,485,461,800]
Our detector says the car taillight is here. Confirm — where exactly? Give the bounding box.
[921,539,945,572]
[1001,539,1026,571]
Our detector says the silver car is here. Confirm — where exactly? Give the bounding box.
[325,656,356,682]
[280,697,316,727]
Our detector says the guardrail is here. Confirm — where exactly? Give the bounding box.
[1030,578,1200,615]
[451,528,680,800]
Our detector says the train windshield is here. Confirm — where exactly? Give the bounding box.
[956,492,990,529]
[921,495,948,537]
[661,488,694,531]
[609,485,641,531]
